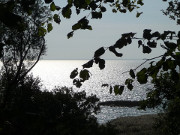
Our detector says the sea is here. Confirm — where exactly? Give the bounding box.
[30,60,160,123]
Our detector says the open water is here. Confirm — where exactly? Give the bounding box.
[31,60,159,123]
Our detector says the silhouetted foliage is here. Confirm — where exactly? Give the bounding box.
[0,0,50,83]
[0,74,117,135]
[140,73,180,135]
[68,1,180,134]
[162,0,180,25]
[0,0,51,109]
[0,0,144,38]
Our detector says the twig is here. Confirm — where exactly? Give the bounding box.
[122,54,164,74]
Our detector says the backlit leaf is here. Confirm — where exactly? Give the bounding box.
[53,14,61,24]
[62,6,72,18]
[136,12,143,18]
[50,2,56,11]
[80,69,90,81]
[94,47,105,58]
[130,69,135,79]
[143,46,152,54]
[109,46,123,57]
[82,60,94,68]
[137,68,148,84]
[147,40,157,48]
[70,68,78,79]
[44,0,53,4]
[98,59,105,70]
[67,31,74,39]
[47,23,53,32]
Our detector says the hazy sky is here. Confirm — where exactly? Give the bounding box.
[44,0,179,60]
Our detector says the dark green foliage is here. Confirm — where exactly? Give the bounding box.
[130,69,135,79]
[94,47,105,58]
[0,0,144,38]
[140,73,180,135]
[82,59,94,68]
[0,74,117,135]
[162,0,180,25]
[70,68,78,79]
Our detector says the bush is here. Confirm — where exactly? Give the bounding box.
[0,74,117,135]
[140,72,180,135]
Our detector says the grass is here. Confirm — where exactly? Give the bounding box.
[109,114,159,135]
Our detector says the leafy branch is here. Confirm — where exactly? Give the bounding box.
[70,30,180,95]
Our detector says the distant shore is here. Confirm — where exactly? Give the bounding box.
[99,100,142,107]
[109,114,159,135]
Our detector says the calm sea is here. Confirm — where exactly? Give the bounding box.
[31,60,159,123]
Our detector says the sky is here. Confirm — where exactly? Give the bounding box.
[44,0,179,60]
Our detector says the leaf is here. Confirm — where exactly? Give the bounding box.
[73,78,82,88]
[76,9,80,14]
[94,57,105,69]
[80,69,90,81]
[136,68,148,84]
[143,29,152,40]
[72,23,81,30]
[94,47,105,58]
[109,86,113,94]
[127,83,133,90]
[130,69,135,79]
[120,9,126,13]
[44,0,53,4]
[147,40,157,48]
[67,31,74,39]
[114,38,126,49]
[152,31,161,38]
[38,27,46,36]
[98,59,105,70]
[53,14,61,24]
[127,37,132,44]
[70,68,78,79]
[119,86,125,94]
[50,2,56,11]
[92,12,102,19]
[62,6,72,18]
[164,41,177,49]
[82,60,94,68]
[113,85,119,95]
[114,85,124,95]
[101,6,106,12]
[47,23,53,32]
[143,46,152,54]
[137,0,144,5]
[125,78,133,85]
[109,46,123,57]
[136,12,143,18]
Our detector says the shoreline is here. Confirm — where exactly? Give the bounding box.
[108,114,159,135]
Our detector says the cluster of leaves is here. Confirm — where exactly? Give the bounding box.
[71,30,180,95]
[139,72,180,135]
[162,0,180,25]
[0,0,144,38]
[70,32,134,88]
[0,74,117,135]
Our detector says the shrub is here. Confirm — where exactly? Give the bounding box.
[0,74,117,135]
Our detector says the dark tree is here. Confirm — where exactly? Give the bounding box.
[0,0,51,108]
